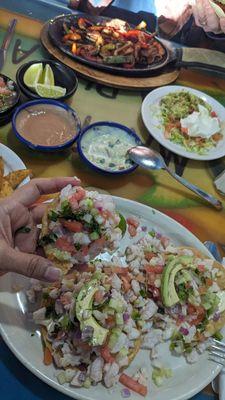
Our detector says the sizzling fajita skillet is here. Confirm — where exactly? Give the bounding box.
[48,13,225,77]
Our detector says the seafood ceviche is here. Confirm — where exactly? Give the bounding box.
[61,17,165,69]
[0,75,17,112]
[159,91,223,155]
[40,184,123,274]
[30,224,225,397]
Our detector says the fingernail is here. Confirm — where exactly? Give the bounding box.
[44,266,61,282]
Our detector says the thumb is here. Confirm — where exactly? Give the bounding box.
[1,246,61,282]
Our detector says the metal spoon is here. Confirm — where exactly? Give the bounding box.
[128,146,223,211]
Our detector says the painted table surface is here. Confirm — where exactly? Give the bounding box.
[0,7,225,400]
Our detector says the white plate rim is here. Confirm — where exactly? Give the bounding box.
[0,196,221,400]
[141,85,225,161]
[0,143,30,184]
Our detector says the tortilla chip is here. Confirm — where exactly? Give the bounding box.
[41,197,72,275]
[5,169,32,189]
[0,180,14,198]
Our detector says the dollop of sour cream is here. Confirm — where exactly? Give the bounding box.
[180,105,220,138]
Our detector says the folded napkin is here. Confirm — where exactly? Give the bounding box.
[214,170,225,196]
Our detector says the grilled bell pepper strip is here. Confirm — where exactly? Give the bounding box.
[102,54,134,64]
[100,43,116,55]
[63,33,81,41]
[77,17,93,30]
[72,43,77,54]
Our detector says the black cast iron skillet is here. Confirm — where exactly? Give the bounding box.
[48,12,225,78]
[48,13,170,77]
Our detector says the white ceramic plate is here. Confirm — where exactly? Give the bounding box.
[0,143,30,183]
[141,85,225,161]
[0,197,221,400]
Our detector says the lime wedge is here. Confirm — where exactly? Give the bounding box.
[24,63,43,89]
[41,64,55,86]
[35,83,66,98]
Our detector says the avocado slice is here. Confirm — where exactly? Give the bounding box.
[161,255,194,307]
[76,279,109,346]
[117,213,126,237]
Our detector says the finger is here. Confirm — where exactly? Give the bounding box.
[14,225,39,254]
[220,17,225,32]
[203,0,221,32]
[178,6,192,29]
[11,176,81,207]
[31,204,47,224]
[1,245,61,282]
[193,0,205,24]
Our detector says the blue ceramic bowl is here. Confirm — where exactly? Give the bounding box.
[12,99,81,152]
[77,121,142,175]
[0,73,20,126]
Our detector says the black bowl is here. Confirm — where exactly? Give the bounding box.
[0,73,20,126]
[16,59,78,101]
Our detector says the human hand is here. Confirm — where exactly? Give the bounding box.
[155,0,192,38]
[193,0,225,33]
[0,177,80,281]
[69,0,114,15]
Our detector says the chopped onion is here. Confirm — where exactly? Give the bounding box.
[179,327,189,336]
[121,388,131,398]
[213,312,221,322]
[81,325,94,341]
[123,313,130,322]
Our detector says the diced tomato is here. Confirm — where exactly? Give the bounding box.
[82,246,89,256]
[190,315,205,326]
[121,276,131,292]
[187,304,196,315]
[197,264,205,272]
[78,342,92,350]
[100,345,115,363]
[105,315,116,328]
[211,111,217,117]
[55,237,75,253]
[147,272,156,285]
[188,304,205,325]
[198,286,207,295]
[195,305,205,315]
[205,278,213,287]
[128,225,137,237]
[69,187,86,203]
[60,293,72,306]
[196,331,205,342]
[145,265,164,274]
[181,127,188,135]
[126,217,139,229]
[144,251,155,261]
[61,219,83,233]
[135,273,146,283]
[94,290,104,304]
[100,209,112,220]
[119,373,147,397]
[112,267,129,275]
[94,237,106,247]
